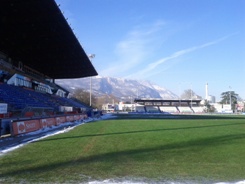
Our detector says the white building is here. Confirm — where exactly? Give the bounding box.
[102,103,115,112]
[207,95,216,103]
[212,103,232,113]
[114,102,135,111]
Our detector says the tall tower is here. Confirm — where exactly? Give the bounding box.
[205,83,208,100]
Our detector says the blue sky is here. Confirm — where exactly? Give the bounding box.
[55,0,245,101]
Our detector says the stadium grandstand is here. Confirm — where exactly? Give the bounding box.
[0,0,98,137]
[134,98,204,114]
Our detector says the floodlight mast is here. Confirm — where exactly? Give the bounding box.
[229,86,232,110]
[88,54,95,107]
[190,83,192,109]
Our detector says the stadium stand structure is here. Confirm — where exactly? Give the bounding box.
[134,98,203,114]
[159,106,179,113]
[0,0,98,137]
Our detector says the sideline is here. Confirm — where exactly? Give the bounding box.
[1,114,244,184]
[0,114,115,155]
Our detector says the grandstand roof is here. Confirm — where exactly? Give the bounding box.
[0,0,98,79]
[135,99,202,104]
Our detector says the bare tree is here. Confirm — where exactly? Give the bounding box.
[71,88,96,108]
[180,89,201,99]
[96,94,119,109]
[72,89,119,109]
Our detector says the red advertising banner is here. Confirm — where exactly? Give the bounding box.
[12,119,40,136]
[40,118,55,128]
[73,115,80,121]
[66,115,74,122]
[79,114,84,120]
[80,114,87,120]
[55,116,66,126]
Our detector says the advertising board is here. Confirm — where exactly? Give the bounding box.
[12,119,40,136]
[66,115,74,122]
[73,115,80,121]
[40,118,55,128]
[55,116,66,126]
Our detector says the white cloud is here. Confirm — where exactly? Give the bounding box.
[126,34,234,79]
[100,20,166,77]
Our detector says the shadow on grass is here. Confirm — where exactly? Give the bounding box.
[1,133,245,180]
[34,121,245,143]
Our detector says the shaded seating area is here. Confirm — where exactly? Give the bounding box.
[51,96,88,109]
[135,98,203,114]
[159,106,179,113]
[145,106,160,113]
[192,106,204,113]
[178,106,193,113]
[135,105,146,113]
[0,83,89,117]
[0,83,49,110]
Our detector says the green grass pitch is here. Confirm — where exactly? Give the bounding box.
[1,114,245,183]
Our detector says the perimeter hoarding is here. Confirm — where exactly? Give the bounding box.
[10,114,86,136]
[40,118,56,128]
[12,119,40,136]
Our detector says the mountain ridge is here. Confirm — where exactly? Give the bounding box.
[56,76,179,100]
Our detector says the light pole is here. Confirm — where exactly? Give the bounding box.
[229,86,232,110]
[179,82,181,106]
[88,54,95,107]
[190,83,192,109]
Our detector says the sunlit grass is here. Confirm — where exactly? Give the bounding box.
[1,114,245,183]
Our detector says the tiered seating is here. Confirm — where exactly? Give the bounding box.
[52,96,87,109]
[159,106,179,113]
[145,106,160,113]
[0,83,88,113]
[0,83,49,110]
[68,98,89,108]
[178,106,193,113]
[135,105,146,112]
[192,106,204,113]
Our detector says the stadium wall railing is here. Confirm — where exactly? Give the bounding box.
[0,113,87,137]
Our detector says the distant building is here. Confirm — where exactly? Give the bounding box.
[207,95,215,103]
[236,101,244,112]
[102,103,115,112]
[211,103,232,113]
[115,102,135,111]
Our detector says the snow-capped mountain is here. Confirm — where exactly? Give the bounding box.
[56,76,178,100]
